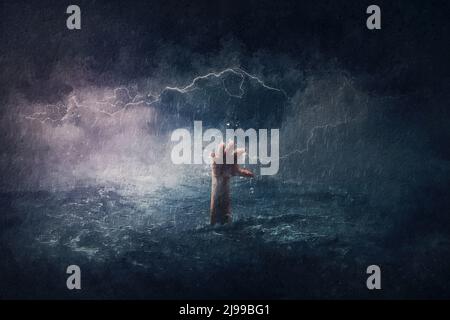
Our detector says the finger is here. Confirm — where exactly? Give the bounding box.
[215,142,225,164]
[233,147,246,164]
[216,142,225,155]
[236,167,254,177]
[234,147,246,157]
[225,140,235,154]
[224,141,235,164]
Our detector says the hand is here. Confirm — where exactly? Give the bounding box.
[210,141,254,179]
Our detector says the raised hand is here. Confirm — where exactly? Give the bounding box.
[210,141,254,225]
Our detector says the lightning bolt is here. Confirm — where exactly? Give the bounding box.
[165,68,286,97]
[21,67,361,160]
[22,67,286,125]
[280,115,363,160]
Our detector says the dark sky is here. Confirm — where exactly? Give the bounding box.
[0,0,449,164]
[1,0,449,97]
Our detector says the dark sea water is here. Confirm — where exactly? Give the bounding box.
[2,177,450,299]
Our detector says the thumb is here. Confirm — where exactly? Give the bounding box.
[236,167,254,178]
